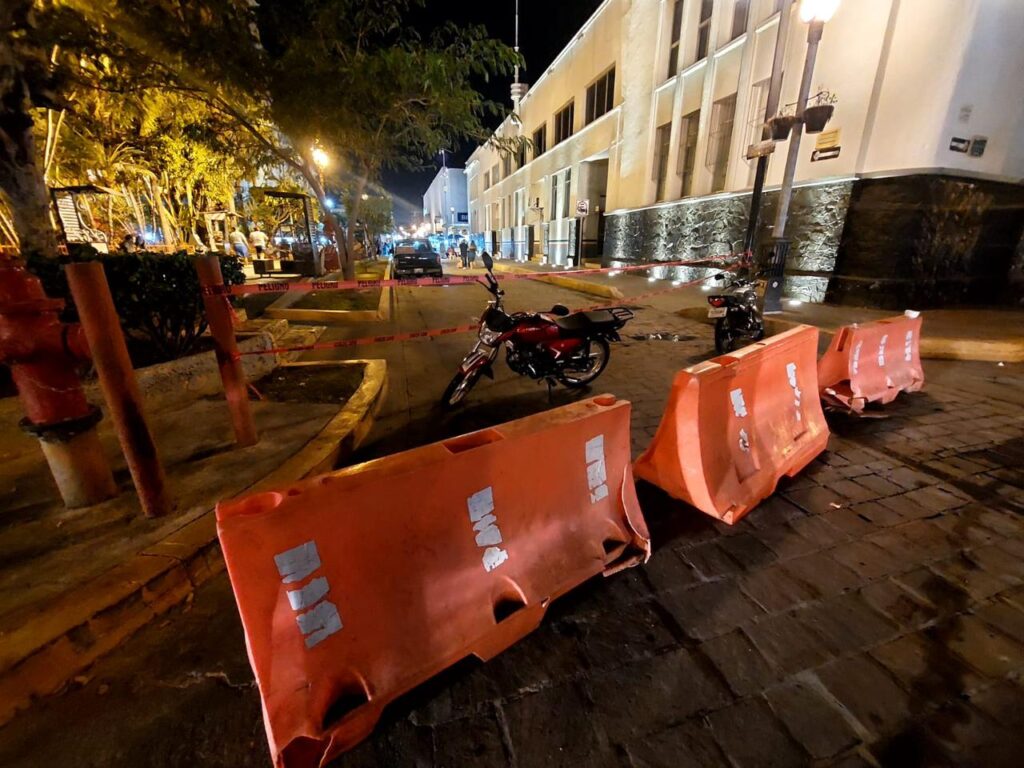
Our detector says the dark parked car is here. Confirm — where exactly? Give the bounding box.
[393,238,443,278]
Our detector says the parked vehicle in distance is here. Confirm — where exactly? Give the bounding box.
[707,273,765,354]
[393,238,443,278]
[441,252,633,408]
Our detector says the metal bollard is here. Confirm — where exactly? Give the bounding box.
[193,254,258,446]
[66,261,172,518]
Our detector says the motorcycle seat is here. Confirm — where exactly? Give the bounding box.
[553,310,620,335]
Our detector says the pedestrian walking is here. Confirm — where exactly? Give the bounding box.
[468,241,478,267]
[459,239,469,269]
[249,225,268,258]
[228,226,249,259]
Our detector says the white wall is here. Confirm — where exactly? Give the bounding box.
[422,168,468,231]
[467,0,1023,234]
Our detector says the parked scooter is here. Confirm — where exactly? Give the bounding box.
[441,252,633,408]
[707,273,765,354]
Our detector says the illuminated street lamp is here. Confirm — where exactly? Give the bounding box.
[763,0,841,314]
[799,0,839,22]
[311,146,330,171]
[311,144,330,191]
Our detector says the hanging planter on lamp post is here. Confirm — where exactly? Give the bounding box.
[802,90,837,133]
[767,113,799,141]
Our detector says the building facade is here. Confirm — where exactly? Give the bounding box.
[466,0,1024,307]
[422,167,469,238]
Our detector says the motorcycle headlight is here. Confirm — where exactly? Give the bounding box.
[479,326,503,344]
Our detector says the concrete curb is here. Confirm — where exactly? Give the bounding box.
[264,263,393,323]
[494,262,624,301]
[0,359,387,726]
[676,307,1024,363]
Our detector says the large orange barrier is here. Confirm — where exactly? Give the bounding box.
[216,395,649,768]
[634,325,829,525]
[817,312,924,413]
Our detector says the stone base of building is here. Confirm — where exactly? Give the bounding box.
[602,174,1024,309]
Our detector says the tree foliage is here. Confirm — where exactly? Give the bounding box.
[3,0,522,278]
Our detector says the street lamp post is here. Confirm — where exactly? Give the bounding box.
[763,0,839,314]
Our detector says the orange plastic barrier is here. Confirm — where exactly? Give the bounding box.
[817,312,924,413]
[634,325,829,525]
[216,395,649,768]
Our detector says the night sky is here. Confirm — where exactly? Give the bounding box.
[382,0,603,224]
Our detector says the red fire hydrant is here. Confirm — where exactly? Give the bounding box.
[0,255,116,507]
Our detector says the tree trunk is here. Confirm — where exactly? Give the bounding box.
[153,181,178,249]
[345,178,367,279]
[0,86,59,263]
[296,155,349,279]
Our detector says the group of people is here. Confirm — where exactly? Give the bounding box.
[227,226,269,260]
[446,239,481,269]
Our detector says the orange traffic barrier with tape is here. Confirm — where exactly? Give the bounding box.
[634,324,829,525]
[817,312,924,413]
[216,395,650,767]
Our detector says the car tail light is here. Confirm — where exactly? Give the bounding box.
[708,297,727,308]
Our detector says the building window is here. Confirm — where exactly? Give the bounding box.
[696,0,714,61]
[561,168,571,218]
[516,142,527,169]
[707,93,737,192]
[550,168,572,220]
[502,153,512,178]
[513,188,525,227]
[678,109,700,197]
[554,101,575,145]
[491,163,500,185]
[533,125,547,157]
[667,0,683,79]
[731,0,750,39]
[746,77,770,181]
[653,123,672,202]
[585,67,616,125]
[483,170,491,190]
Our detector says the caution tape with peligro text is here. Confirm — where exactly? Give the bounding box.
[231,263,742,359]
[206,254,740,297]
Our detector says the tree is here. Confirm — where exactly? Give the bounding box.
[352,193,395,257]
[3,0,523,279]
[0,0,63,262]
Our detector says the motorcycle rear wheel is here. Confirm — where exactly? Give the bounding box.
[557,338,610,388]
[441,368,482,409]
[714,317,737,355]
[715,316,765,354]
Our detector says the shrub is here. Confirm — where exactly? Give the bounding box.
[28,247,245,365]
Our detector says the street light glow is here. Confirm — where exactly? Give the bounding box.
[324,197,335,208]
[311,146,330,169]
[361,193,369,200]
[799,0,840,22]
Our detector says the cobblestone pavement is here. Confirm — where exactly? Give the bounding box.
[0,269,1022,767]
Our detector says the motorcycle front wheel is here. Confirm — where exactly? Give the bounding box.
[557,338,610,388]
[440,368,482,409]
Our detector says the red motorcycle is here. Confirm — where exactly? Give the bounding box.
[441,253,633,408]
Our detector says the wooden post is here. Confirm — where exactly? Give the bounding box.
[194,253,259,446]
[66,261,171,517]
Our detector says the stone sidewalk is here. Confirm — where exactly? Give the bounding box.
[0,268,1021,766]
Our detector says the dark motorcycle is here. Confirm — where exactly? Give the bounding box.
[707,273,765,354]
[441,252,633,408]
